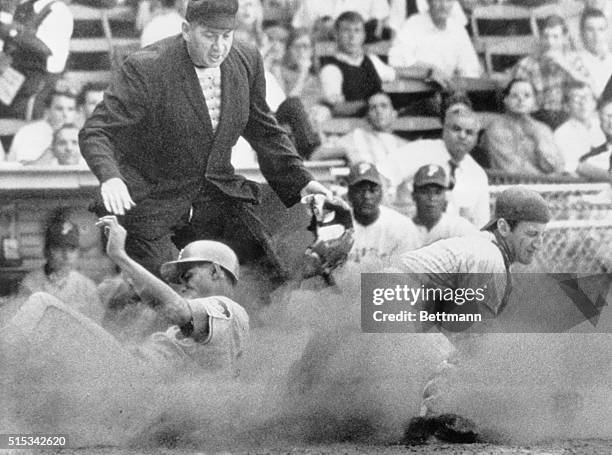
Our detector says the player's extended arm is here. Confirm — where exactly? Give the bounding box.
[96,215,192,327]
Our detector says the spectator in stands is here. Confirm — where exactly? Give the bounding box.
[481,78,564,176]
[0,0,73,120]
[279,28,323,108]
[344,162,420,270]
[291,0,391,43]
[232,24,321,164]
[261,0,300,25]
[512,15,591,130]
[77,82,106,124]
[262,21,289,83]
[19,207,104,322]
[388,0,466,36]
[575,95,612,180]
[396,105,490,227]
[140,0,184,47]
[25,123,85,166]
[554,81,604,175]
[7,89,77,164]
[578,8,612,99]
[234,0,264,44]
[319,11,396,117]
[411,163,478,246]
[586,0,612,24]
[135,0,154,32]
[441,90,490,168]
[312,92,407,196]
[387,0,482,90]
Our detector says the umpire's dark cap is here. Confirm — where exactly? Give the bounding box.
[482,186,551,231]
[186,0,238,29]
[347,162,382,187]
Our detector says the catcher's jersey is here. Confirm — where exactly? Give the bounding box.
[134,296,249,376]
[399,232,509,315]
[413,212,478,247]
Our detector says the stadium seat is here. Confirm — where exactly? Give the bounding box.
[470,4,537,55]
[483,38,538,80]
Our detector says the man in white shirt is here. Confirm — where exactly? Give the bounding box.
[388,0,466,35]
[575,95,612,180]
[553,81,605,175]
[578,7,612,98]
[140,0,184,47]
[24,122,87,166]
[396,106,490,227]
[312,92,407,195]
[387,0,482,89]
[411,164,477,247]
[319,11,396,117]
[344,162,421,271]
[291,0,390,41]
[77,82,106,125]
[7,89,77,163]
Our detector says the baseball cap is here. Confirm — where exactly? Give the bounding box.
[346,162,382,187]
[186,0,238,29]
[413,164,448,189]
[45,208,79,250]
[482,186,551,231]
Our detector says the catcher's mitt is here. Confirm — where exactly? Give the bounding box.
[302,195,354,283]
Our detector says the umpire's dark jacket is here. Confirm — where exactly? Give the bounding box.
[79,35,312,240]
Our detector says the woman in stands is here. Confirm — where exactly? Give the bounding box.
[234,0,264,44]
[481,78,565,176]
[280,29,321,103]
[512,14,592,129]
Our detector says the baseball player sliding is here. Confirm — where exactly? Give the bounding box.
[97,215,249,376]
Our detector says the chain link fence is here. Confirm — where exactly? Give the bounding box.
[490,184,612,273]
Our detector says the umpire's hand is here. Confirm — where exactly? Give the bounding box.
[100,177,136,215]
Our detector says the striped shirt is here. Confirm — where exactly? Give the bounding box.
[399,232,509,315]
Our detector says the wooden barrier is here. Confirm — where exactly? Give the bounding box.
[0,162,344,294]
[383,76,499,94]
[321,112,499,136]
[2,165,606,295]
[321,116,442,136]
[315,40,391,58]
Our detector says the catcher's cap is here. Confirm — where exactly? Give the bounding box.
[482,186,551,231]
[161,240,239,284]
[347,162,382,187]
[186,0,238,29]
[413,164,449,189]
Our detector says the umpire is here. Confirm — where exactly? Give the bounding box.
[79,0,330,277]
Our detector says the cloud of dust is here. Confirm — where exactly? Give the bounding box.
[1,269,612,449]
